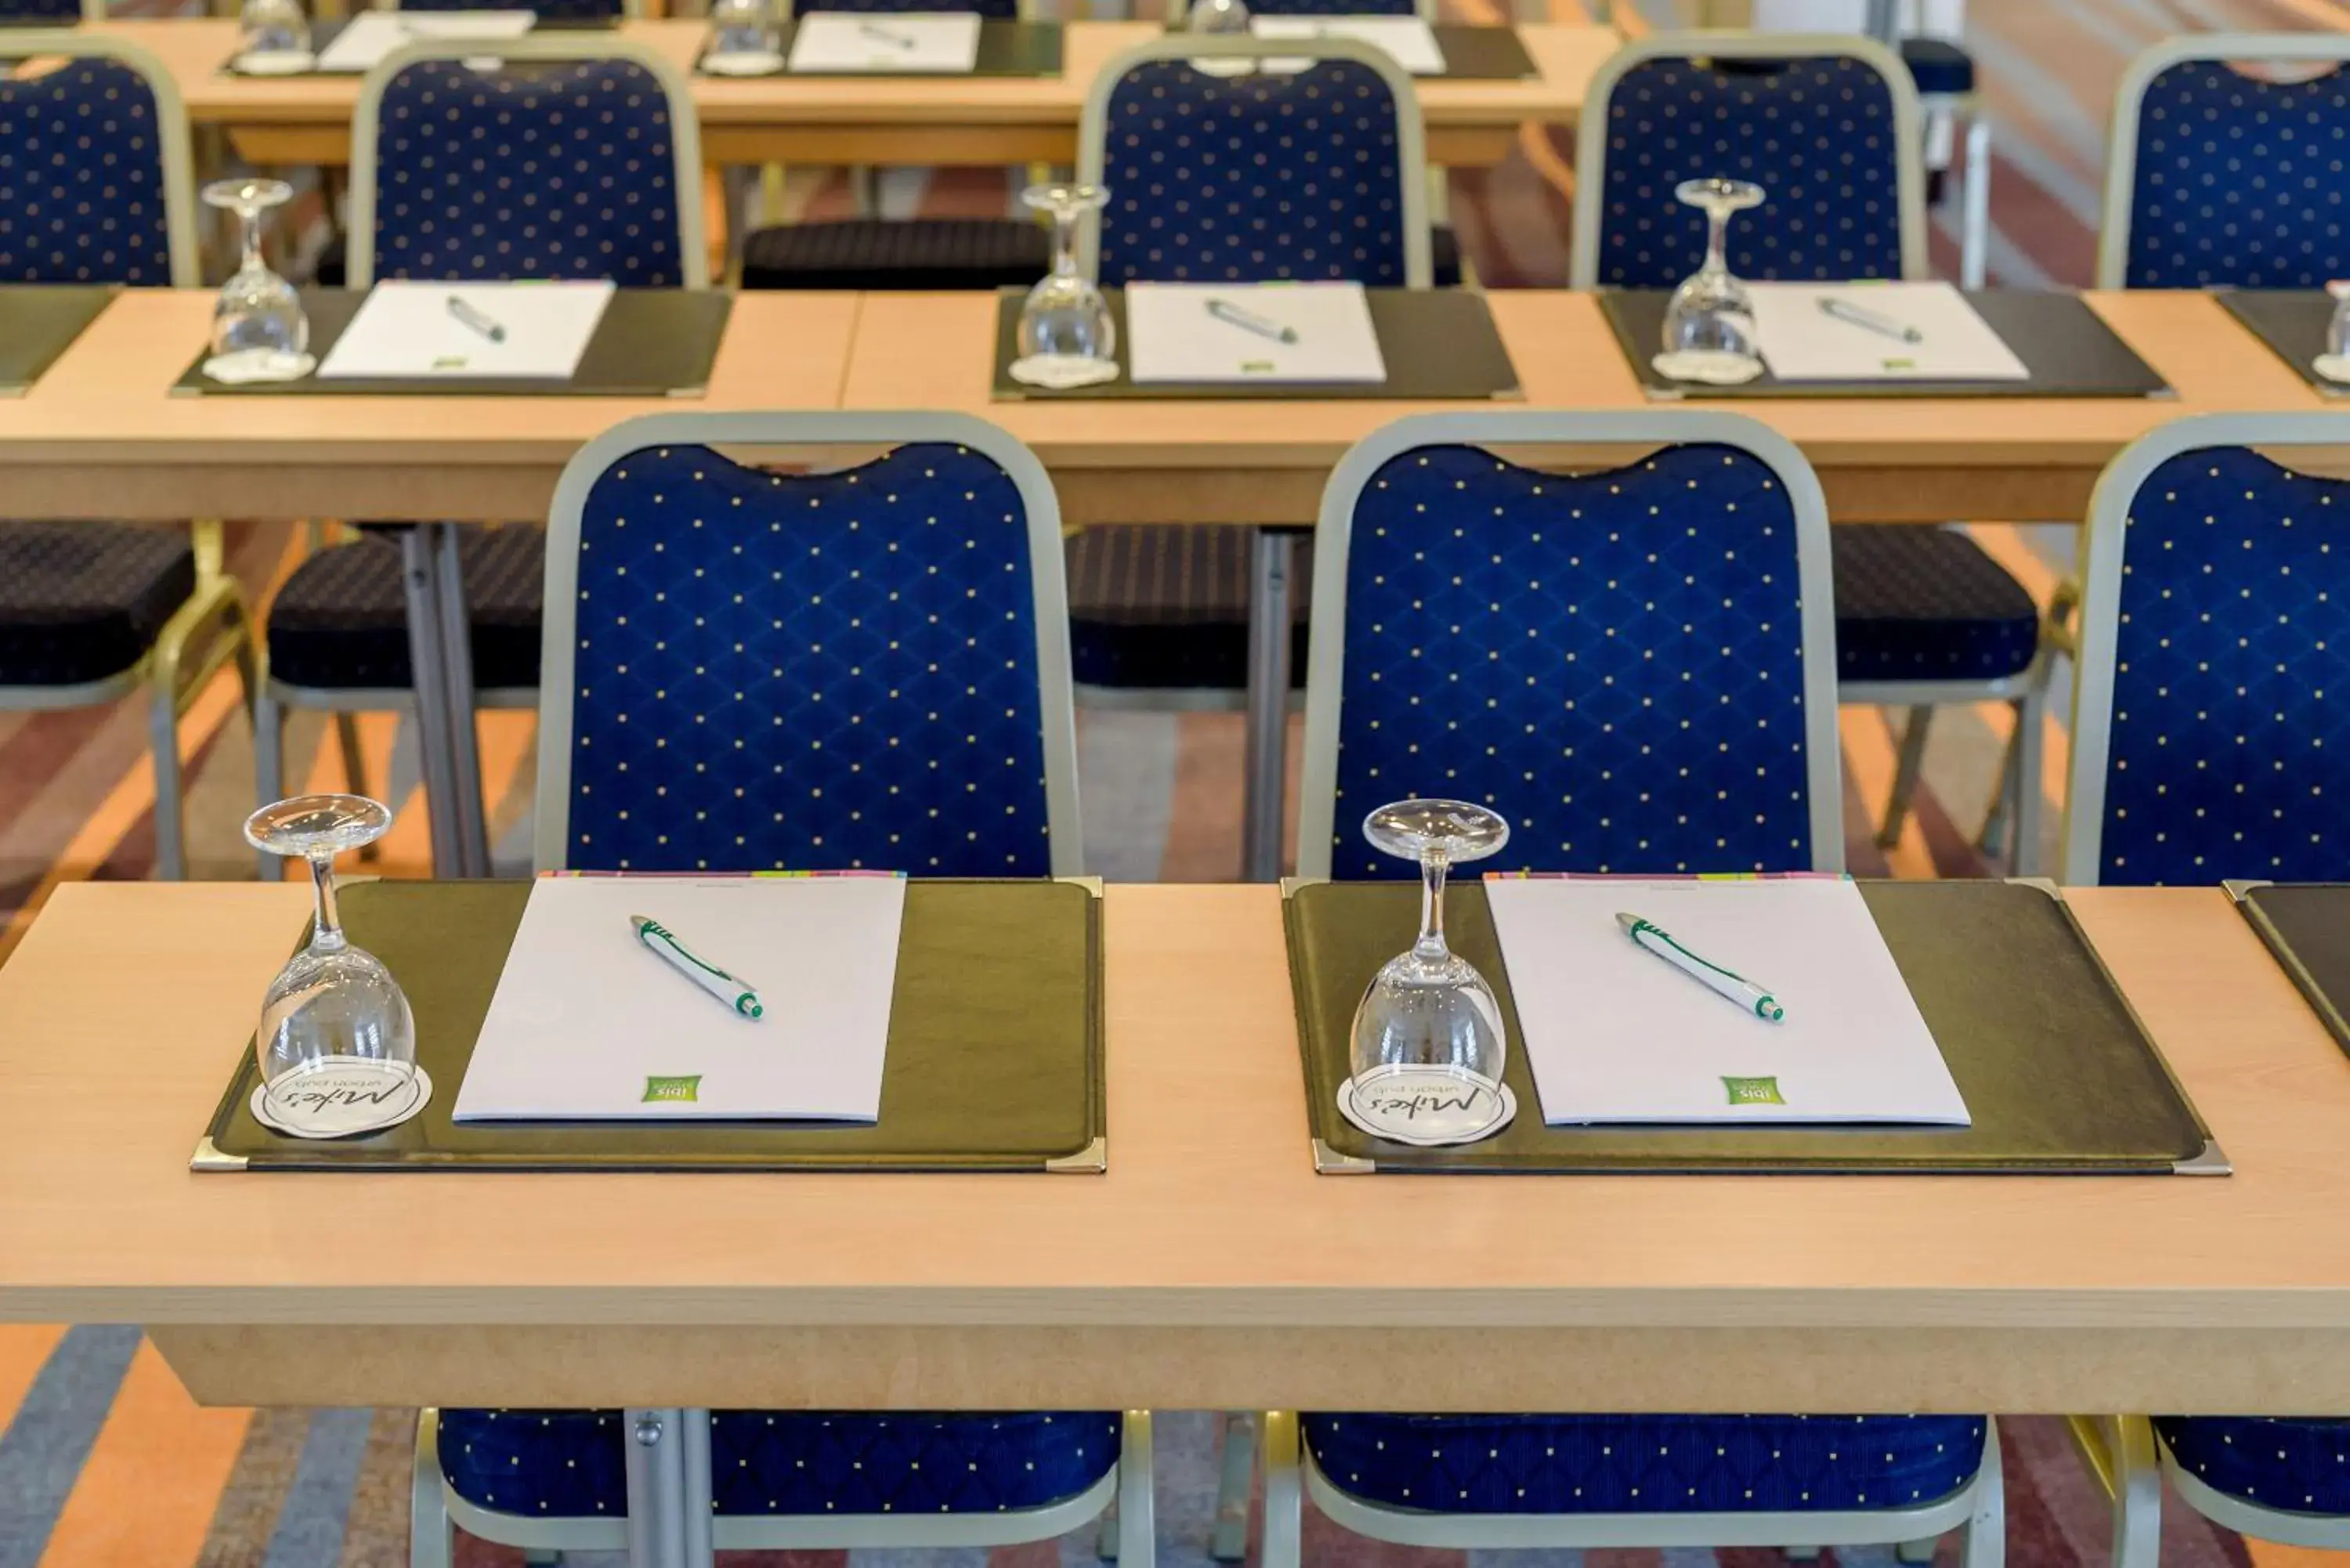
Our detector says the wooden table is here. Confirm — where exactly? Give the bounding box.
[99,16,1617,169]
[3,880,2350,1416]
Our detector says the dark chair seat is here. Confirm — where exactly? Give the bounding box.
[1900,36,1976,97]
[1303,1413,1989,1516]
[2157,1418,2350,1515]
[266,527,544,693]
[740,219,1464,290]
[0,521,195,687]
[437,1409,1121,1517]
[1066,523,1306,692]
[1831,524,2038,685]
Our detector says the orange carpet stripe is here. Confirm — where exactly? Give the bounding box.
[34,1341,251,1568]
[0,1325,70,1432]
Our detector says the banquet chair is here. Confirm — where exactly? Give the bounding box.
[0,33,257,880]
[407,410,1148,1565]
[1571,31,2052,873]
[252,36,702,873]
[1264,409,2002,1567]
[2057,412,2350,1566]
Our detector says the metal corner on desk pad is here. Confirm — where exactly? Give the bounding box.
[188,1136,248,1173]
[2003,875,2063,900]
[2174,1138,2232,1176]
[1045,1136,1107,1174]
[1055,875,1105,899]
[1312,1139,1376,1175]
[2221,879,2272,904]
[1279,876,1327,901]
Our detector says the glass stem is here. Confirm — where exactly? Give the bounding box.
[1413,852,1452,962]
[307,853,346,954]
[1050,209,1080,280]
[239,208,266,276]
[1702,207,1730,277]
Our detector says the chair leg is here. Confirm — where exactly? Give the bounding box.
[1961,1416,2006,1568]
[1260,1411,1301,1568]
[1875,705,1935,850]
[1115,1410,1155,1568]
[148,670,188,882]
[1094,1495,1119,1560]
[2009,687,2048,876]
[410,1411,455,1568]
[1895,1537,1940,1563]
[2106,1418,2161,1568]
[1961,114,1992,291]
[253,689,286,882]
[332,710,381,862]
[1209,1411,1256,1562]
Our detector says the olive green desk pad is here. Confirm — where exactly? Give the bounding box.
[696,20,1062,77]
[172,290,732,398]
[1600,289,2173,401]
[223,16,620,75]
[989,287,1524,401]
[0,286,114,396]
[2228,881,2350,1061]
[1188,24,1535,80]
[194,877,1105,1173]
[2214,291,2346,399]
[1285,878,2222,1175]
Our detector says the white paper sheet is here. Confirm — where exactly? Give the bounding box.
[1748,281,2028,382]
[1248,15,1445,74]
[1484,877,1971,1126]
[315,280,615,381]
[457,875,908,1122]
[1125,281,1387,385]
[315,10,536,74]
[787,12,982,72]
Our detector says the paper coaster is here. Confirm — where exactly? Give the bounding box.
[203,349,316,385]
[1653,349,1765,386]
[2315,353,2350,387]
[702,49,784,75]
[252,1063,432,1140]
[1336,1065,1516,1147]
[233,49,316,74]
[1009,354,1120,390]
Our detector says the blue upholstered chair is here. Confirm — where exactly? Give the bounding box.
[406,411,1144,1565]
[1272,410,2001,1566]
[251,37,703,873]
[2096,34,2350,290]
[1570,30,2052,876]
[2058,414,2350,1568]
[0,34,256,880]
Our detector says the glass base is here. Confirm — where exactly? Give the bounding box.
[233,48,316,74]
[255,1060,429,1140]
[703,49,783,74]
[204,347,316,385]
[1009,353,1119,390]
[1653,349,1764,386]
[2316,353,2350,387]
[1337,1063,1515,1147]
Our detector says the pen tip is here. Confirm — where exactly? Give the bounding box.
[1614,912,1638,930]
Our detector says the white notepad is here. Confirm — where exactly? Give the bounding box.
[1484,877,1970,1126]
[1249,15,1444,74]
[315,280,615,381]
[315,9,537,73]
[1125,281,1387,385]
[787,12,982,72]
[1750,281,2030,382]
[456,876,908,1122]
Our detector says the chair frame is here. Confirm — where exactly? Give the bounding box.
[2073,1413,2350,1568]
[409,1407,1157,1567]
[2095,33,2350,291]
[0,32,251,881]
[2057,411,2350,887]
[346,34,708,290]
[1075,32,1434,289]
[1262,1411,2005,1568]
[534,409,1086,878]
[1293,408,1846,882]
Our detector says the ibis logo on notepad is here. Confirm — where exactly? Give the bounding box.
[1721,1075,1785,1106]
[642,1075,703,1104]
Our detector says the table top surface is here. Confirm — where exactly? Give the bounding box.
[96,16,1615,127]
[6,879,2350,1331]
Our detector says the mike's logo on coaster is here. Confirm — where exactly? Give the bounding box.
[1336,1064,1516,1149]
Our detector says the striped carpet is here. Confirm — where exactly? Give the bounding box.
[9,0,2350,1561]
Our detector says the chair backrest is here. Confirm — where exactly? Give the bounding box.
[0,34,196,287]
[1569,31,1927,289]
[1076,34,1431,288]
[2063,413,2350,887]
[2096,34,2350,290]
[0,0,103,23]
[537,412,1083,878]
[349,37,704,289]
[1297,410,1842,881]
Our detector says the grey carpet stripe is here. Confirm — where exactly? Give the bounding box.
[336,1410,422,1568]
[0,1324,143,1568]
[262,1408,379,1568]
[198,1407,316,1568]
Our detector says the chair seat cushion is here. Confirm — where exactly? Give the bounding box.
[1303,1413,1988,1516]
[2157,1417,2350,1515]
[1900,37,1976,97]
[266,527,544,692]
[1066,524,1306,692]
[0,521,195,687]
[437,1409,1120,1518]
[1831,524,2038,685]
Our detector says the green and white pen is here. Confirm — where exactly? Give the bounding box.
[631,915,764,1019]
[1616,911,1784,1023]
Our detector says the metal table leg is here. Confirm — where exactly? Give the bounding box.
[398,524,491,877]
[1862,0,1896,42]
[624,1408,716,1568]
[1240,528,1299,883]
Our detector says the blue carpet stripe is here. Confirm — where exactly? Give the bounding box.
[0,1324,144,1568]
[262,1407,378,1568]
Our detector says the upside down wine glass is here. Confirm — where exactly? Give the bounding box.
[236,0,313,72]
[1346,800,1513,1143]
[202,178,313,383]
[1186,0,1251,33]
[1656,176,1766,385]
[1012,182,1118,387]
[703,0,783,74]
